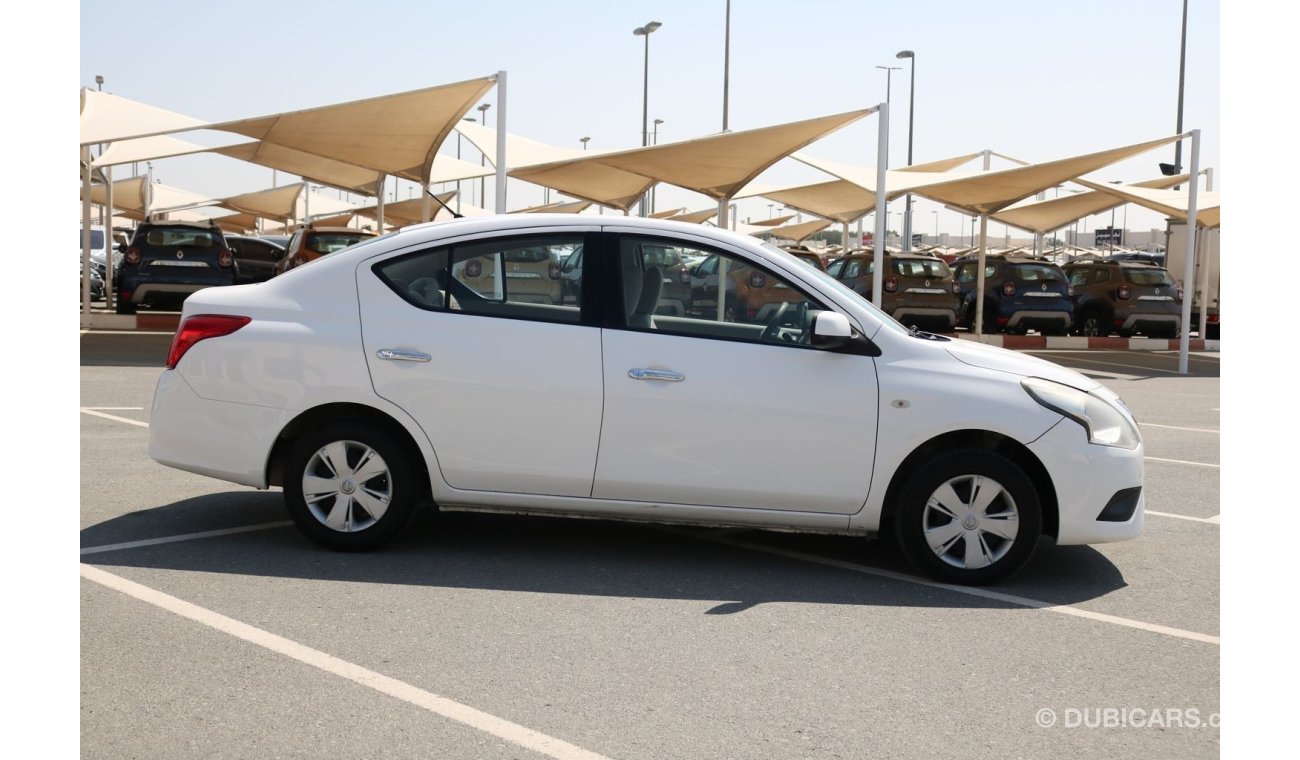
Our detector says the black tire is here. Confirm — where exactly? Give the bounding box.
[893,449,1042,585]
[115,299,137,315]
[1079,310,1109,337]
[1205,322,1219,340]
[283,420,418,551]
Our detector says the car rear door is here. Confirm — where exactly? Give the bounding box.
[357,227,604,498]
[593,229,878,515]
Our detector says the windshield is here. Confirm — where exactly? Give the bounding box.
[1011,264,1065,283]
[308,233,373,254]
[761,242,909,336]
[894,259,950,278]
[143,228,221,248]
[1123,268,1176,287]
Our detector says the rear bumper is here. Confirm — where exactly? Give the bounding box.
[1006,310,1072,329]
[891,307,957,329]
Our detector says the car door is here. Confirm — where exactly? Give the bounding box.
[357,228,604,498]
[593,230,878,514]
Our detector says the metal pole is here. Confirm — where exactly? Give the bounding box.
[1173,0,1189,188]
[1177,129,1200,374]
[722,0,731,132]
[81,145,93,327]
[1197,227,1211,339]
[974,214,989,337]
[456,130,463,214]
[104,165,114,309]
[639,33,650,217]
[903,55,916,251]
[495,70,508,213]
[376,174,386,231]
[872,102,889,309]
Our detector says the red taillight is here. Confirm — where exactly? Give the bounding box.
[749,272,767,289]
[547,262,561,279]
[1118,284,1132,300]
[465,260,482,277]
[1002,280,1016,297]
[218,250,234,268]
[125,247,141,265]
[884,275,898,293]
[166,314,251,370]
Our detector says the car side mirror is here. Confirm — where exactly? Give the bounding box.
[811,311,853,350]
[271,249,284,261]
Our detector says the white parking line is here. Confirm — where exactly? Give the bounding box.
[81,565,611,760]
[83,406,145,411]
[1146,510,1220,525]
[81,522,294,555]
[80,408,148,428]
[673,530,1219,646]
[1145,456,1219,468]
[1027,354,1181,375]
[1138,422,1220,434]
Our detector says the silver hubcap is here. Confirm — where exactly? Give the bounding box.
[301,440,392,533]
[923,474,1020,570]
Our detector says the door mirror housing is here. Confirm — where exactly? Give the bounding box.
[811,310,853,350]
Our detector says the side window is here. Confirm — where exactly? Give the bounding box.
[618,236,825,347]
[1069,268,1090,287]
[373,234,582,324]
[825,259,845,278]
[844,260,862,278]
[1093,267,1111,284]
[957,264,974,283]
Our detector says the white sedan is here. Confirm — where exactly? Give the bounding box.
[149,215,1144,584]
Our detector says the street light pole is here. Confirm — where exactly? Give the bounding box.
[633,20,662,217]
[580,136,590,150]
[1173,0,1189,188]
[896,50,916,251]
[722,0,731,132]
[477,103,491,208]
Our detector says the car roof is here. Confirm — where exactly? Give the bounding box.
[302,226,375,234]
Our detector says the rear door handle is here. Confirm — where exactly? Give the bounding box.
[628,368,685,382]
[377,348,432,362]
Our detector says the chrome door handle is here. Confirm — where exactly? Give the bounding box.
[376,348,432,362]
[628,368,685,382]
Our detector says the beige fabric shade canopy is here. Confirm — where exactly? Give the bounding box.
[748,214,796,227]
[214,183,357,224]
[84,176,218,216]
[213,142,385,195]
[749,218,832,243]
[208,77,497,187]
[991,175,1190,234]
[509,108,874,210]
[514,200,594,214]
[667,208,719,224]
[649,207,686,219]
[351,192,482,228]
[737,178,876,224]
[91,134,253,168]
[1072,179,1220,228]
[80,89,207,146]
[455,121,584,168]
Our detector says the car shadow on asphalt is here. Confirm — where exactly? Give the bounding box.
[81,491,1128,612]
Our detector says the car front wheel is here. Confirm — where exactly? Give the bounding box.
[893,450,1042,585]
[284,421,418,550]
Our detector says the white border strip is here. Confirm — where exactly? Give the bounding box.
[1145,456,1220,469]
[80,408,148,428]
[1138,423,1219,434]
[675,531,1219,646]
[1146,510,1220,525]
[81,565,611,760]
[80,522,294,555]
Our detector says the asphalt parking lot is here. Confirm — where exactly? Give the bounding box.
[81,333,1220,759]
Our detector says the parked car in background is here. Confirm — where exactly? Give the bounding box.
[781,246,828,272]
[454,240,566,305]
[826,250,961,332]
[79,224,121,282]
[115,220,237,314]
[275,226,377,275]
[148,215,1144,585]
[953,255,1073,335]
[1063,260,1182,338]
[226,235,285,284]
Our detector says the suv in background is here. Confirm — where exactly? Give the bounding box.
[275,226,377,275]
[1063,260,1182,338]
[827,251,961,332]
[953,255,1073,335]
[226,235,285,284]
[456,243,565,305]
[115,220,237,314]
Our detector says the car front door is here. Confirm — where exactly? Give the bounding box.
[593,231,878,514]
[357,228,604,498]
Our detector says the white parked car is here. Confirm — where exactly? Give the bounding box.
[149,215,1144,584]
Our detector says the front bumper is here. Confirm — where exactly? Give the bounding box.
[1028,418,1145,545]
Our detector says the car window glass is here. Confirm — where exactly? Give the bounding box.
[844,260,862,278]
[894,259,949,278]
[1069,269,1090,287]
[825,260,845,278]
[143,228,219,248]
[307,233,371,255]
[618,236,823,347]
[1093,267,1111,283]
[1123,268,1176,287]
[1011,264,1064,283]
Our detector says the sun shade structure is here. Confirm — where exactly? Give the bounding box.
[649,207,686,219]
[216,183,357,224]
[80,89,207,145]
[351,192,480,228]
[509,108,874,210]
[747,218,833,243]
[1072,179,1220,229]
[455,121,584,168]
[737,178,877,224]
[667,208,719,224]
[991,175,1191,233]
[84,176,218,216]
[513,200,594,214]
[748,214,796,227]
[206,77,497,188]
[90,134,252,168]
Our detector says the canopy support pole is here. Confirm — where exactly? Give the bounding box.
[1176,129,1200,374]
[974,214,989,338]
[104,166,115,310]
[1197,225,1211,339]
[871,101,889,309]
[717,199,727,231]
[842,222,850,252]
[495,70,508,213]
[376,174,386,231]
[82,146,93,328]
[422,185,432,223]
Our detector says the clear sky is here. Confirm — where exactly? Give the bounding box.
[79,0,1220,242]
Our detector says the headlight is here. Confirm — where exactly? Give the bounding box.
[1021,377,1140,450]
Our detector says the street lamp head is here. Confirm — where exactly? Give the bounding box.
[477,103,491,113]
[875,65,901,72]
[94,74,104,87]
[653,118,664,126]
[896,50,914,59]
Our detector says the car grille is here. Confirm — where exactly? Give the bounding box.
[1023,292,1061,298]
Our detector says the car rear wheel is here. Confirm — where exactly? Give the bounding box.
[284,421,418,550]
[893,450,1042,585]
[115,299,137,315]
[1079,312,1109,337]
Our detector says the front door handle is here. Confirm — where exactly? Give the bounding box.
[377,348,432,362]
[628,368,685,382]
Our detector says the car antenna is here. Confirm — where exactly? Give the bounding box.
[425,188,463,219]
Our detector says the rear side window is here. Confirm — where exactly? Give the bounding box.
[893,259,950,278]
[1068,269,1090,287]
[1124,268,1176,287]
[1011,264,1065,283]
[957,263,998,283]
[826,260,845,278]
[307,233,370,254]
[143,228,220,248]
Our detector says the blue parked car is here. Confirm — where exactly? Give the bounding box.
[115,220,238,314]
[953,255,1073,335]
